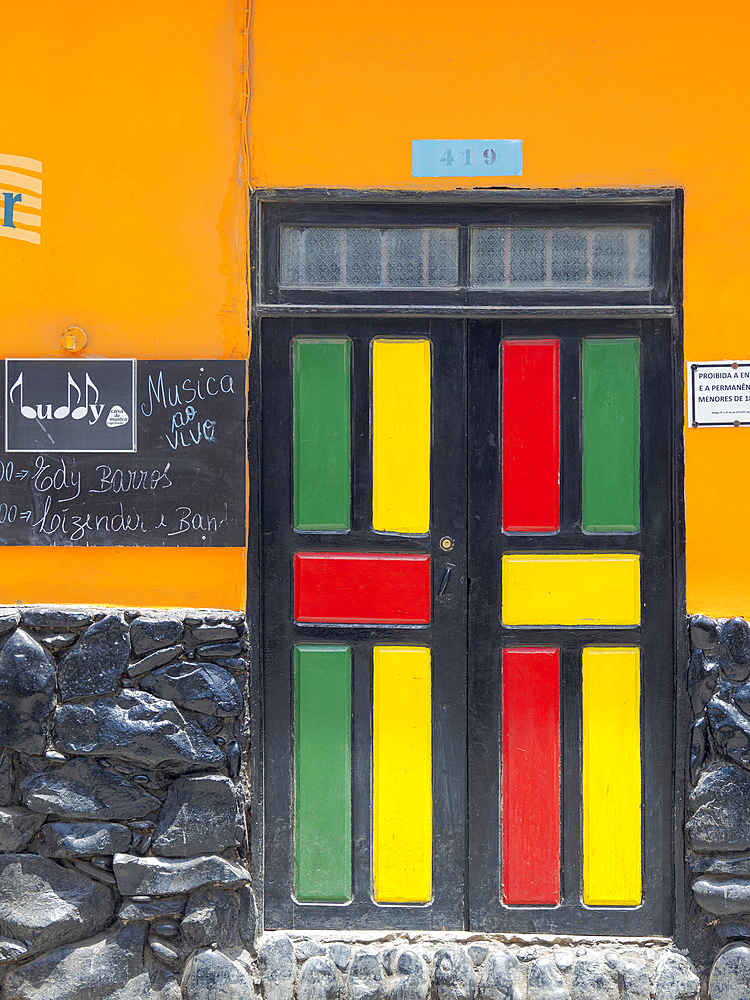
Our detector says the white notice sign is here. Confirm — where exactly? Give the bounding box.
[687,361,750,427]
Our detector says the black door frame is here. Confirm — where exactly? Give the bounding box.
[248,188,686,939]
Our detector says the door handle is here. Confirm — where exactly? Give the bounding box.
[438,562,456,597]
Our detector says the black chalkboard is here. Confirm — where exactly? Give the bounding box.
[0,359,246,546]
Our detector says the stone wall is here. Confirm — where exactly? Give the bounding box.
[0,605,703,999]
[688,614,750,998]
[0,605,257,999]
[257,936,699,1000]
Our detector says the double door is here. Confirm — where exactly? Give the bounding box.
[258,314,674,934]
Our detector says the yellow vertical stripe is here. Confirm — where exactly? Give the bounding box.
[582,646,642,905]
[372,339,431,533]
[373,646,432,902]
[501,553,641,626]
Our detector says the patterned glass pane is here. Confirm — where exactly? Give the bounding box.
[280,227,458,288]
[470,226,652,289]
[344,229,381,286]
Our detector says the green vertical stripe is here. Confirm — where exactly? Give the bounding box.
[294,645,352,902]
[293,338,351,530]
[582,339,640,533]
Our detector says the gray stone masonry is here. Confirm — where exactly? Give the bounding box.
[688,614,750,997]
[0,605,253,998]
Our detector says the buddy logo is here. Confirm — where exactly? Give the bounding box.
[4,360,136,453]
[10,371,106,426]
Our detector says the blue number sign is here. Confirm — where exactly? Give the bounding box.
[412,140,522,178]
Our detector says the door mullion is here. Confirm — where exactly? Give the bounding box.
[466,319,503,931]
[351,643,372,907]
[561,644,583,907]
[352,332,371,534]
[561,335,582,533]
[429,320,468,929]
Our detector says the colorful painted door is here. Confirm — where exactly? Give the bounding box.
[468,318,674,935]
[260,316,467,929]
[254,192,681,935]
[258,315,675,934]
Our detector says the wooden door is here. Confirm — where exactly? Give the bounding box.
[467,318,675,935]
[260,316,467,929]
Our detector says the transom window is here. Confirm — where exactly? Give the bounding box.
[278,223,652,292]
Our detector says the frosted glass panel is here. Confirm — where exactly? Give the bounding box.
[281,227,458,288]
[471,227,651,289]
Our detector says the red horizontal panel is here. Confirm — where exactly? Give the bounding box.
[294,552,431,624]
[502,339,560,532]
[502,647,561,905]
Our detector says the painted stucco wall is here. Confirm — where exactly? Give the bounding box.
[0,0,249,611]
[0,0,747,616]
[250,0,750,618]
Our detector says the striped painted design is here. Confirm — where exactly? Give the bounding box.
[0,155,42,245]
[373,645,432,903]
[582,646,642,905]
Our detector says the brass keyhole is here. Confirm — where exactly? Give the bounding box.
[440,536,454,551]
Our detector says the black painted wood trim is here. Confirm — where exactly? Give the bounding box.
[249,189,685,936]
[254,191,674,311]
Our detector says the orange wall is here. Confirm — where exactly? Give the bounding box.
[3,1,747,615]
[251,0,750,617]
[0,0,249,611]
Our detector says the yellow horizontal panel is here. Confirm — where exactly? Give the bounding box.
[372,338,431,534]
[583,646,642,905]
[373,645,432,903]
[502,553,640,626]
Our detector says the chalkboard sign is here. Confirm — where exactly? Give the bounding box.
[0,359,246,546]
